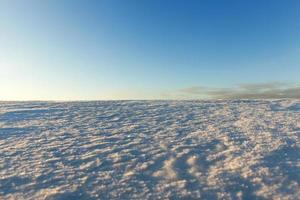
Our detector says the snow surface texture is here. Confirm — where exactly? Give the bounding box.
[1,100,300,200]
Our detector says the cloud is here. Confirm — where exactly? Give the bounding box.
[178,82,300,99]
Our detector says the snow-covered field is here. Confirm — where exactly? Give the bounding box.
[1,100,300,200]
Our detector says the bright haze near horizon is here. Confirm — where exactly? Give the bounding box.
[1,0,300,100]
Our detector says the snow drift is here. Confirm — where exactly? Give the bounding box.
[1,100,300,199]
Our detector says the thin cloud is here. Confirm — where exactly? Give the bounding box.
[179,86,205,94]
[179,82,300,99]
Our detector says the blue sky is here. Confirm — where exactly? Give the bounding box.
[1,0,300,100]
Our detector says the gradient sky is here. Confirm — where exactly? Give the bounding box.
[1,0,300,100]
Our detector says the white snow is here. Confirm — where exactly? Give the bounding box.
[1,100,300,199]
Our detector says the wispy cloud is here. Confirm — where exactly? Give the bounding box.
[178,82,300,99]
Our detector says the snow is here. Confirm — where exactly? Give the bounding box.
[1,100,300,199]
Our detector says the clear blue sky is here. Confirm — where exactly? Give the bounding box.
[1,0,300,100]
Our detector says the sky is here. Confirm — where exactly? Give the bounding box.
[1,0,300,100]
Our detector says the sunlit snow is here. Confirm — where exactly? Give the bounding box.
[1,100,300,199]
